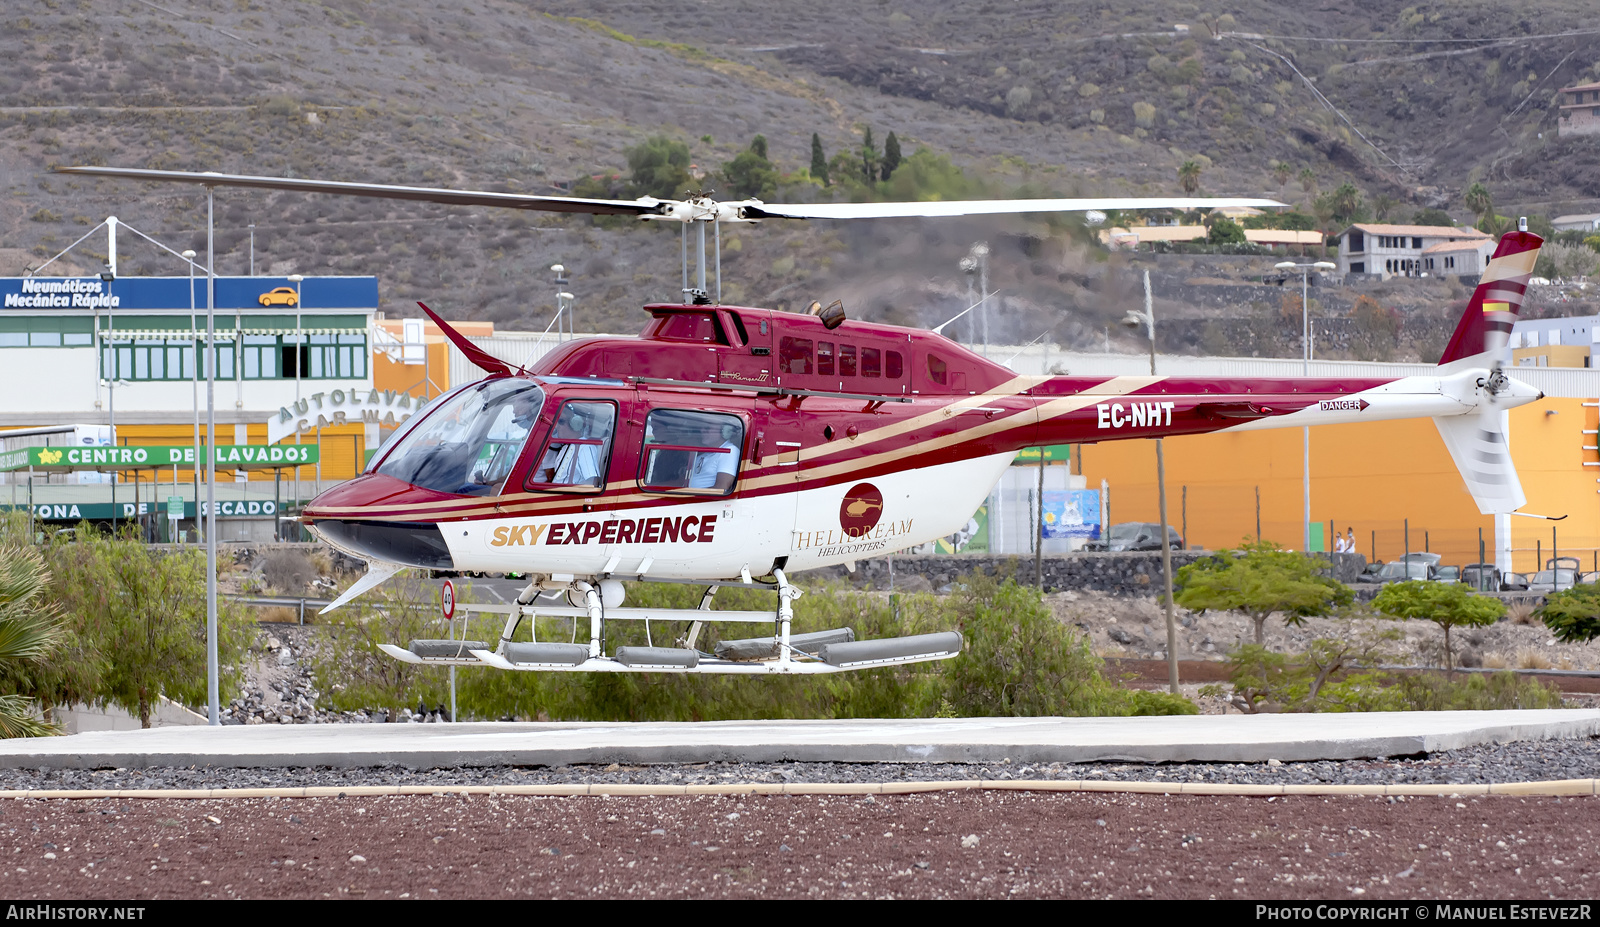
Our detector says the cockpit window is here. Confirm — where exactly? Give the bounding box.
[372,379,544,496]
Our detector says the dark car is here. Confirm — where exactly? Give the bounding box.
[1459,563,1501,592]
[1082,522,1183,552]
[1357,551,1438,584]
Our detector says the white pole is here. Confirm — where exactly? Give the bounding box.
[205,187,219,726]
[1302,268,1311,554]
[185,251,198,544]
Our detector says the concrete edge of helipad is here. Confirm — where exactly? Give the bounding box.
[0,779,1593,800]
[0,710,1594,769]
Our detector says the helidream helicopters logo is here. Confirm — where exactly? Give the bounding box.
[792,483,916,558]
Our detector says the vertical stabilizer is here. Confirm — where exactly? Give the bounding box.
[1437,231,1542,368]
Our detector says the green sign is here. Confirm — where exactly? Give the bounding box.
[0,444,318,472]
[1014,444,1072,465]
[166,495,185,519]
[4,500,283,521]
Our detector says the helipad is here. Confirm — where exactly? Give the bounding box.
[0,710,1595,768]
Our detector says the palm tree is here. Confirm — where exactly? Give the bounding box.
[1177,160,1203,195]
[1373,194,1399,222]
[1464,182,1494,230]
[1272,161,1292,199]
[1298,166,1317,207]
[0,544,63,737]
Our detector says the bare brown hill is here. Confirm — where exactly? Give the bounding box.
[1,1,1597,353]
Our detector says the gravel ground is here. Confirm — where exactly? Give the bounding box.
[1,737,1597,792]
[3,791,1594,899]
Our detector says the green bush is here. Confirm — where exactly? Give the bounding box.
[309,569,1194,720]
[1537,582,1600,643]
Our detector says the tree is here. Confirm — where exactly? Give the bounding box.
[625,135,692,199]
[0,543,65,736]
[1373,193,1399,222]
[44,527,251,726]
[810,132,829,186]
[1297,166,1317,205]
[860,127,879,185]
[1411,208,1455,227]
[1272,160,1292,198]
[1207,215,1247,244]
[1177,160,1202,195]
[1372,580,1503,676]
[721,136,777,200]
[881,131,902,181]
[1463,182,1494,230]
[1175,539,1352,645]
[1537,582,1600,644]
[1323,182,1364,228]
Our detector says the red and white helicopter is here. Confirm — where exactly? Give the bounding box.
[58,166,1545,676]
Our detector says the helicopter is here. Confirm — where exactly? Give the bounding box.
[54,166,1545,676]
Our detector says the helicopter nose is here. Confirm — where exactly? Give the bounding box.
[301,473,458,570]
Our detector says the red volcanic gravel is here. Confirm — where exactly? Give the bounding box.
[2,792,1595,900]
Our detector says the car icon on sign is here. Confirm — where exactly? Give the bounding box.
[258,286,300,307]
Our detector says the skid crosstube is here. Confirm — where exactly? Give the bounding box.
[381,572,963,674]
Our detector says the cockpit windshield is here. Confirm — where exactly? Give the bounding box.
[371,379,544,496]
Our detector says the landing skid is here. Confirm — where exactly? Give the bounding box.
[382,570,963,674]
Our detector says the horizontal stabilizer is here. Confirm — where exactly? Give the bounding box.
[1433,411,1525,515]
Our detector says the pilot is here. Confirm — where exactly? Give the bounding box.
[535,403,605,487]
[687,419,739,492]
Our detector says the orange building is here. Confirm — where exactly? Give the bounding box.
[1076,397,1599,574]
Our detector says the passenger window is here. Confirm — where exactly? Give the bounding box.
[779,336,813,375]
[927,353,948,386]
[817,342,835,376]
[886,350,903,379]
[862,347,881,378]
[839,344,857,377]
[526,401,617,491]
[640,409,745,495]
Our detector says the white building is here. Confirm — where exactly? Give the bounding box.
[1552,213,1600,233]
[1335,223,1490,277]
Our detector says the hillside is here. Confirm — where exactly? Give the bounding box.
[2,1,1599,357]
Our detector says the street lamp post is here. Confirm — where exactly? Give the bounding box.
[205,186,219,726]
[1275,261,1337,554]
[1121,270,1179,695]
[551,264,571,340]
[184,250,198,544]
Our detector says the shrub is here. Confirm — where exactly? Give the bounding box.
[1373,580,1504,674]
[1132,101,1156,128]
[1538,582,1600,642]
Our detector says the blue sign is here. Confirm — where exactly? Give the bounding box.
[1,276,378,311]
[1042,489,1101,539]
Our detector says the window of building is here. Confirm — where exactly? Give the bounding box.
[1412,237,1423,249]
[779,336,813,375]
[1349,231,1364,251]
[0,316,94,348]
[639,408,744,495]
[528,400,617,491]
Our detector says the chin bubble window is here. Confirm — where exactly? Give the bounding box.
[640,409,745,495]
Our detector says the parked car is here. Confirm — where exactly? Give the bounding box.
[1459,563,1502,592]
[1359,552,1438,584]
[1527,568,1581,595]
[1081,522,1183,552]
[1500,572,1530,592]
[1435,565,1461,583]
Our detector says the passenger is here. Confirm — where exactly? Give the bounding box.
[687,420,739,492]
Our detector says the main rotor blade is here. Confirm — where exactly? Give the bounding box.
[50,166,668,217]
[742,197,1286,220]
